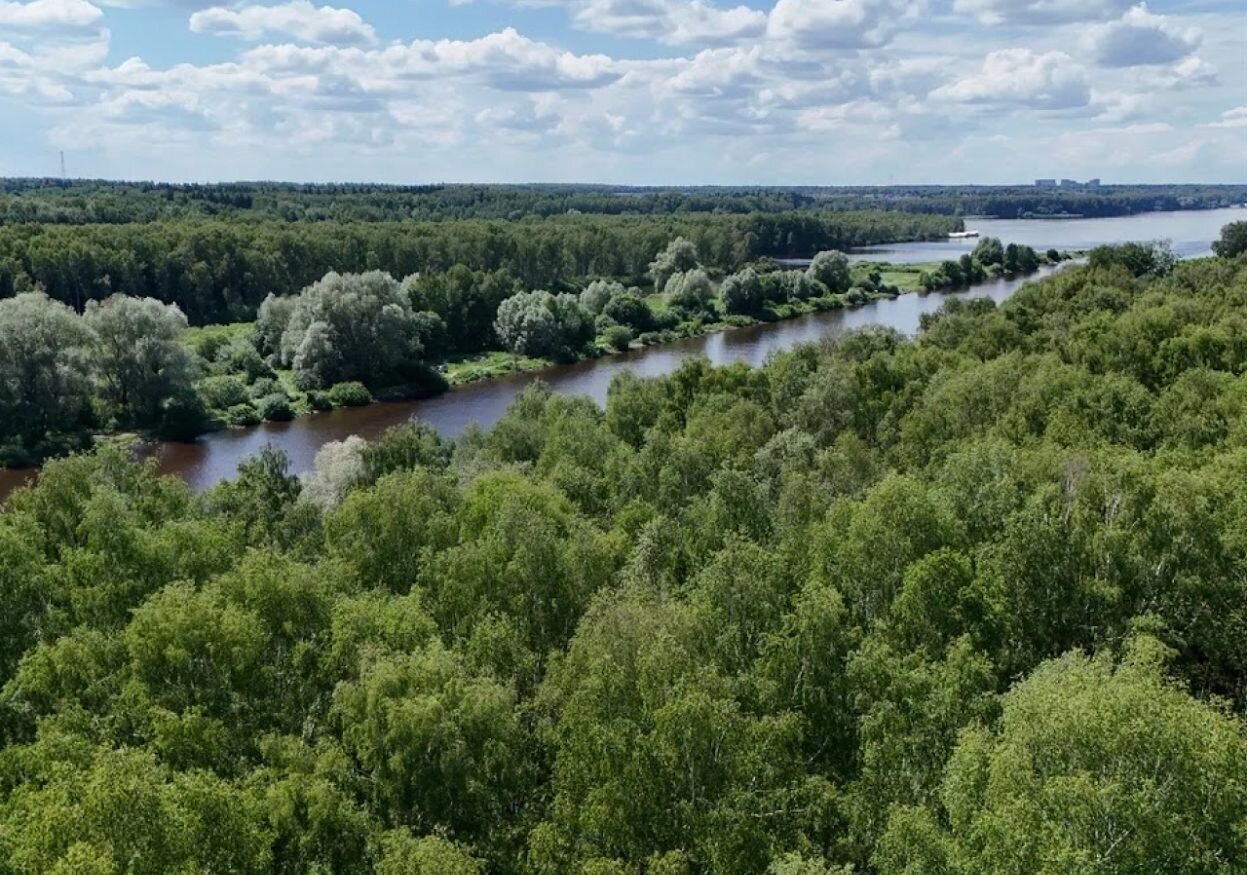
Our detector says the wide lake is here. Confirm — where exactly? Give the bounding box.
[2,206,1242,500]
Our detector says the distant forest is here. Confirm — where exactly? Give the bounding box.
[0,212,959,323]
[1,179,1243,224]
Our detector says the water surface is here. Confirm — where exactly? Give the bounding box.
[845,206,1244,264]
[2,207,1240,500]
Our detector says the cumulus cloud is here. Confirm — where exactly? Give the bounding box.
[498,0,766,47]
[1084,4,1200,67]
[190,1,376,47]
[1205,105,1247,129]
[0,0,1233,181]
[0,0,102,30]
[767,0,921,50]
[954,0,1128,25]
[932,49,1090,110]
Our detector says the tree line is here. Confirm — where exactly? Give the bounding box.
[0,236,882,465]
[3,179,1243,224]
[0,211,958,324]
[1,242,1246,872]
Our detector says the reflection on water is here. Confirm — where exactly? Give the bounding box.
[123,266,1059,494]
[2,205,1241,501]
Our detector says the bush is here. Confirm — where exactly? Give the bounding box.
[159,390,210,439]
[846,288,868,305]
[306,390,334,411]
[601,293,654,333]
[1088,242,1176,277]
[601,324,633,352]
[249,377,284,401]
[329,382,373,407]
[196,375,250,411]
[212,338,275,383]
[256,393,295,422]
[224,403,261,427]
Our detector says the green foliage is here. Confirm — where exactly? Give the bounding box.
[494,290,594,360]
[256,392,295,422]
[1213,220,1247,258]
[720,267,765,315]
[972,236,1005,267]
[197,374,251,410]
[328,381,373,407]
[275,271,427,390]
[1087,241,1176,277]
[84,295,197,430]
[649,237,701,291]
[892,639,1247,874]
[806,250,851,293]
[3,254,1247,874]
[580,279,627,316]
[601,292,655,333]
[0,208,958,324]
[665,268,715,315]
[0,292,93,450]
[601,323,634,352]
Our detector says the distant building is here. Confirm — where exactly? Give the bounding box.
[1038,177,1101,189]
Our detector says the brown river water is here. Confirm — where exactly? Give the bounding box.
[2,206,1241,501]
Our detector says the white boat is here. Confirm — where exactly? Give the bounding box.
[948,230,981,239]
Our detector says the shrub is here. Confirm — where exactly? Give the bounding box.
[602,324,634,352]
[196,375,250,411]
[601,293,654,333]
[306,390,334,411]
[256,393,295,422]
[329,382,373,407]
[249,377,284,400]
[224,403,261,427]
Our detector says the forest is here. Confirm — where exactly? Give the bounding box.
[1,179,1243,224]
[0,234,1056,468]
[1,240,1245,873]
[0,211,959,323]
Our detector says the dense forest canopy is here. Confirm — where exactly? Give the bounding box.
[0,211,959,323]
[2,247,1246,873]
[1,179,1243,224]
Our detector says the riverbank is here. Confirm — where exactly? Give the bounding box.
[0,259,1087,503]
[0,255,1057,490]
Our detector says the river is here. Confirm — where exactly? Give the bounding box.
[847,206,1245,264]
[1,207,1242,500]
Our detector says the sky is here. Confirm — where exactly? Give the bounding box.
[0,0,1243,184]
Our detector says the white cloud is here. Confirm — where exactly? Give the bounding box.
[1140,54,1217,89]
[932,49,1090,110]
[1205,105,1247,129]
[0,0,1235,182]
[0,0,102,30]
[767,0,922,50]
[190,1,376,47]
[1084,4,1200,67]
[954,0,1128,25]
[505,0,766,47]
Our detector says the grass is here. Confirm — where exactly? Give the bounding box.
[183,254,1045,430]
[443,350,554,386]
[182,321,253,354]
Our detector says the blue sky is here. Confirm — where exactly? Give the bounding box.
[0,0,1243,184]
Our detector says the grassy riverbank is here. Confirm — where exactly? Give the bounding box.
[0,251,1060,473]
